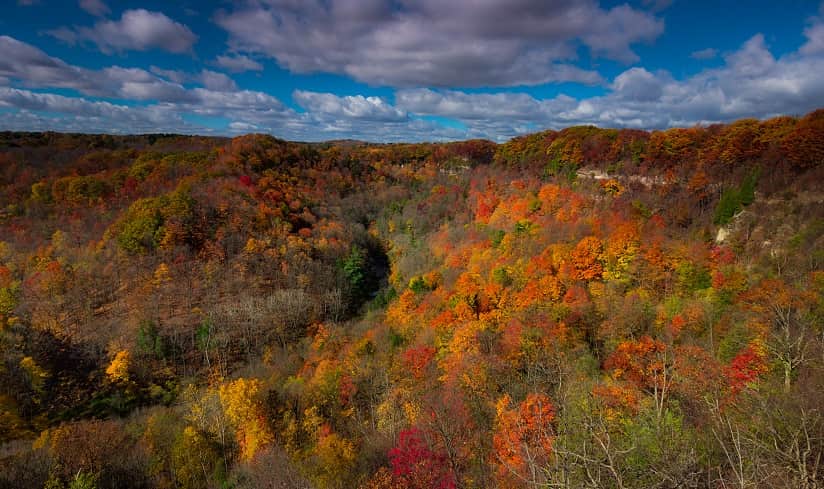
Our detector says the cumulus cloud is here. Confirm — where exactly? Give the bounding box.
[214,54,263,73]
[611,67,665,102]
[5,17,824,143]
[0,36,99,93]
[50,9,197,54]
[0,86,189,133]
[0,37,191,102]
[215,0,661,87]
[79,0,109,17]
[801,17,824,54]
[200,70,238,92]
[100,66,193,102]
[0,36,239,104]
[396,88,574,123]
[397,29,824,138]
[294,91,407,122]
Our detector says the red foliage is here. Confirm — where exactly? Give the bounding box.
[239,174,253,187]
[402,346,437,380]
[724,341,768,394]
[388,428,456,489]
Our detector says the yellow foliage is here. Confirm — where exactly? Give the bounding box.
[402,401,421,424]
[219,377,274,460]
[0,394,31,440]
[20,356,49,394]
[152,263,171,288]
[376,389,408,436]
[311,430,357,488]
[105,350,131,383]
[243,237,268,254]
[601,179,624,196]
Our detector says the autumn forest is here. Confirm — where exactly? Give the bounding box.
[1,110,823,489]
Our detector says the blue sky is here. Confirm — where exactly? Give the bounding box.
[1,0,823,142]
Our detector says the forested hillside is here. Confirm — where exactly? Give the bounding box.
[1,110,823,489]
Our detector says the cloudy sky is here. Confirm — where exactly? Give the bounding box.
[1,0,823,142]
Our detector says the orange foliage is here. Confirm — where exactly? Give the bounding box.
[592,382,641,415]
[603,336,667,389]
[493,393,555,484]
[570,236,604,280]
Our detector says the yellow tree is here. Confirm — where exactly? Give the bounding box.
[219,378,274,460]
[105,350,131,384]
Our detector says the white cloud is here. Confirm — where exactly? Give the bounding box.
[293,91,407,122]
[0,37,243,105]
[229,121,259,132]
[5,20,824,143]
[101,66,193,102]
[215,0,660,87]
[200,70,238,92]
[0,36,98,93]
[51,9,197,54]
[214,54,263,73]
[149,66,188,84]
[391,30,824,139]
[396,88,575,122]
[611,67,665,102]
[801,17,824,54]
[79,0,110,17]
[0,86,188,134]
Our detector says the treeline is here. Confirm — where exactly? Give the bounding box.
[0,110,822,488]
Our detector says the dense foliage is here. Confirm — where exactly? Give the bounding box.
[0,111,823,488]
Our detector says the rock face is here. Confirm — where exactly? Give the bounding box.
[715,226,729,243]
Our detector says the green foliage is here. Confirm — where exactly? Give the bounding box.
[408,276,430,294]
[171,427,223,489]
[676,261,712,293]
[51,175,109,206]
[68,471,98,489]
[714,170,760,225]
[341,243,385,312]
[137,320,167,359]
[341,245,367,300]
[115,197,164,253]
[112,185,198,253]
[717,323,757,363]
[30,181,52,204]
[544,156,578,183]
[128,155,158,180]
[714,188,742,225]
[388,328,405,349]
[631,199,653,218]
[0,281,20,316]
[514,219,533,234]
[490,229,506,248]
[369,287,397,311]
[195,318,213,352]
[492,266,513,287]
